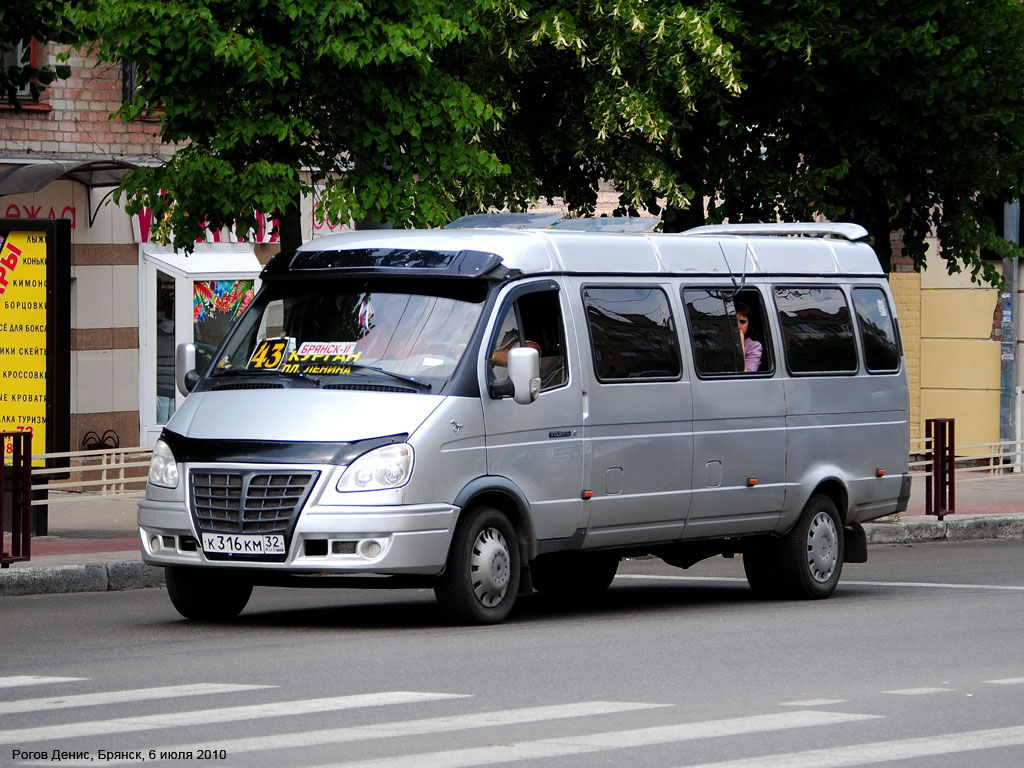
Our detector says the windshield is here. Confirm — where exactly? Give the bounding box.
[210,278,488,390]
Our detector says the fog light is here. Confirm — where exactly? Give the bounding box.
[358,540,383,559]
[150,535,161,552]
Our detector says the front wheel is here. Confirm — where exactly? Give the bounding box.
[435,506,521,625]
[165,566,252,621]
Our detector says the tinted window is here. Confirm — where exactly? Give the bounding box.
[684,288,772,375]
[774,287,857,374]
[853,287,901,372]
[582,287,681,381]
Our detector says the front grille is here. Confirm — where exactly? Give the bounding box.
[190,470,319,535]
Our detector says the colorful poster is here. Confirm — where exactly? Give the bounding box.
[0,230,48,466]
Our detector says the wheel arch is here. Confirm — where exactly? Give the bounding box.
[452,476,536,561]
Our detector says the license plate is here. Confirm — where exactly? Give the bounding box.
[201,533,286,555]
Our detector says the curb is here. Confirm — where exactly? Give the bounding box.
[2,517,1021,598]
[0,562,164,598]
[863,515,1024,545]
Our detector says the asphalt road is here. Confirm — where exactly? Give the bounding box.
[2,540,1023,767]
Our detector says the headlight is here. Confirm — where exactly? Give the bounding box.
[337,444,414,492]
[148,439,179,489]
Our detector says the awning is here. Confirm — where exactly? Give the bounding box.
[0,158,143,227]
[0,158,140,197]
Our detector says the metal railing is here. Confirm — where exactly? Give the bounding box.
[30,446,153,505]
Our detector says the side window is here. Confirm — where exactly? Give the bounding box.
[684,288,773,375]
[488,289,568,391]
[582,286,681,381]
[853,287,901,373]
[774,287,857,374]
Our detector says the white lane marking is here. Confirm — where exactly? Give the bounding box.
[307,710,880,768]
[0,676,87,689]
[678,724,1024,768]
[883,687,954,696]
[113,701,669,764]
[0,683,273,715]
[985,677,1024,685]
[778,699,848,707]
[0,691,466,745]
[614,574,1024,591]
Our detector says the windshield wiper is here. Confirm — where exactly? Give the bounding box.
[344,364,432,391]
[211,367,322,387]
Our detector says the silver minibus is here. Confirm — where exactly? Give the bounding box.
[139,220,911,623]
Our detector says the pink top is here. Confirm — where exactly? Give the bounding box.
[744,339,762,372]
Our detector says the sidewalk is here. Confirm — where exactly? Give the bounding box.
[3,473,1024,597]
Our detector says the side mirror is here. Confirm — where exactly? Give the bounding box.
[175,342,200,396]
[507,346,541,404]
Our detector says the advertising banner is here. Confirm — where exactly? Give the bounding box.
[0,220,70,469]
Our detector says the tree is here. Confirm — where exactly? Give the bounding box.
[2,2,86,111]
[79,0,741,252]
[551,0,1024,283]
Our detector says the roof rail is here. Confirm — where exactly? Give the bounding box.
[683,222,869,241]
[551,217,660,233]
[445,213,563,230]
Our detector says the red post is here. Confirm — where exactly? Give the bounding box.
[1,431,32,567]
[924,418,955,520]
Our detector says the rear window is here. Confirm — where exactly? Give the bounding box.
[582,286,682,381]
[853,287,901,373]
[774,287,857,374]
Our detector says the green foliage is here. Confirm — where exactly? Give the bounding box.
[80,1,1024,285]
[619,0,1024,284]
[79,0,741,251]
[1,2,87,111]
[82,0,520,250]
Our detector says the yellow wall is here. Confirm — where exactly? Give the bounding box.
[889,271,922,441]
[896,243,1002,453]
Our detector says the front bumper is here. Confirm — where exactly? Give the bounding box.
[138,498,458,576]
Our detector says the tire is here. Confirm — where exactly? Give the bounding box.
[776,494,845,599]
[434,506,521,625]
[531,552,619,601]
[165,566,253,621]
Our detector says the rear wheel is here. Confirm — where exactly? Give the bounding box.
[778,494,844,598]
[435,506,521,625]
[530,552,619,601]
[165,566,252,621]
[744,495,844,599]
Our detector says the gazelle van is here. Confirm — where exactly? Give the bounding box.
[140,219,911,624]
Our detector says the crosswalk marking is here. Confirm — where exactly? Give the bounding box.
[115,701,668,764]
[883,687,954,696]
[0,691,466,745]
[0,683,272,715]
[0,676,87,689]
[679,723,1024,768]
[304,710,880,768]
[778,699,848,707]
